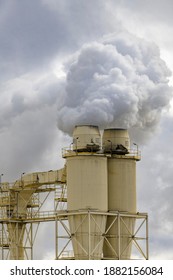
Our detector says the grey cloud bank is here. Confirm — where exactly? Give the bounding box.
[0,0,173,259]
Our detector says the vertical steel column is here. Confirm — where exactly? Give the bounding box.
[31,223,33,260]
[55,217,58,259]
[118,213,121,260]
[146,215,149,260]
[1,223,4,260]
[88,211,91,260]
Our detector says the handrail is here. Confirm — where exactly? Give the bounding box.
[62,147,141,159]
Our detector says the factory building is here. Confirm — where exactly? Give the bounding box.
[0,125,148,260]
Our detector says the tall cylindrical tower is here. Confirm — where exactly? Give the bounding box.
[63,125,141,260]
[103,128,139,259]
[64,125,108,259]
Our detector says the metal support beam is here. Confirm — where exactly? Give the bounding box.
[0,172,148,260]
[54,211,148,260]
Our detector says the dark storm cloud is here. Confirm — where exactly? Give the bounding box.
[0,0,118,181]
[0,0,116,80]
[0,0,70,77]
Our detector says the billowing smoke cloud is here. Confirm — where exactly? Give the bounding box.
[57,31,172,141]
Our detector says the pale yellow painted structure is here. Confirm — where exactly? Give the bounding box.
[66,126,108,259]
[103,128,130,151]
[103,157,137,259]
[67,155,108,259]
[0,168,66,260]
[0,124,146,260]
[72,125,101,151]
[64,125,140,260]
[102,129,138,259]
[67,156,107,211]
[107,158,136,212]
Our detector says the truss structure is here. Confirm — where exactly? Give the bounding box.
[55,211,148,260]
[0,175,148,260]
[0,170,67,260]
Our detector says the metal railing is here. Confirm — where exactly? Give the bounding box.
[62,147,141,159]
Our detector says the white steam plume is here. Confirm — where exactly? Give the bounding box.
[57,31,172,141]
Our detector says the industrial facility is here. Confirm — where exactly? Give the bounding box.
[0,125,148,260]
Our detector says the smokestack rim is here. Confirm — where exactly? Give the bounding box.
[104,128,127,131]
[74,124,100,129]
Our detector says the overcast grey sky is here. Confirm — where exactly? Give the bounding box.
[0,0,173,259]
